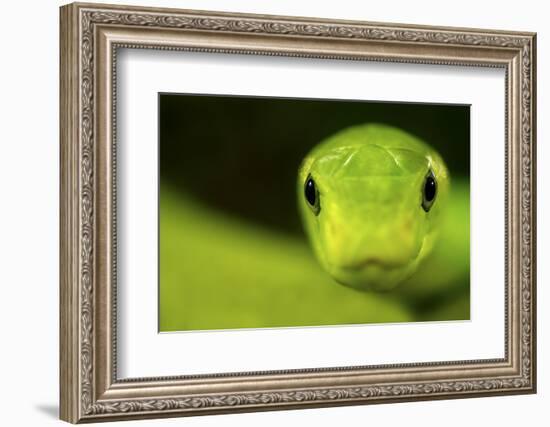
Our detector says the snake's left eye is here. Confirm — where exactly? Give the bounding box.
[304,175,321,216]
[422,170,437,212]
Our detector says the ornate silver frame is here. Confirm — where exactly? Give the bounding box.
[60,2,537,423]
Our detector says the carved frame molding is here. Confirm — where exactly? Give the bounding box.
[60,2,536,423]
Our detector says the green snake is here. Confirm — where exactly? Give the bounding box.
[298,124,454,292]
[159,123,469,331]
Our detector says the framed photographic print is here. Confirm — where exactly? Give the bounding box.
[59,2,537,423]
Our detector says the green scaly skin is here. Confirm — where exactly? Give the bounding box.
[298,124,452,292]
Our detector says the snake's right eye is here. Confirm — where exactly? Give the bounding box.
[304,175,320,215]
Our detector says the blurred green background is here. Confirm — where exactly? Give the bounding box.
[159,94,470,332]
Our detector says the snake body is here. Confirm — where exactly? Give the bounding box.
[298,124,452,292]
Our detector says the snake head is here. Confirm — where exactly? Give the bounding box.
[298,124,449,292]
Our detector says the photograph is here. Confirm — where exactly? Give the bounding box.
[57,3,536,422]
[159,95,471,332]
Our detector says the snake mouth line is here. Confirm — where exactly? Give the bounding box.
[341,258,408,271]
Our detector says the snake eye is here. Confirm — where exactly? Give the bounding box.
[422,170,437,212]
[304,175,320,215]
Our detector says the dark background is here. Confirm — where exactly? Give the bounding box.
[159,94,470,235]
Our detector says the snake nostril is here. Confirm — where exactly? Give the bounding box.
[402,218,413,233]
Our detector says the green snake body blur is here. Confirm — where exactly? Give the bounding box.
[298,124,451,291]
